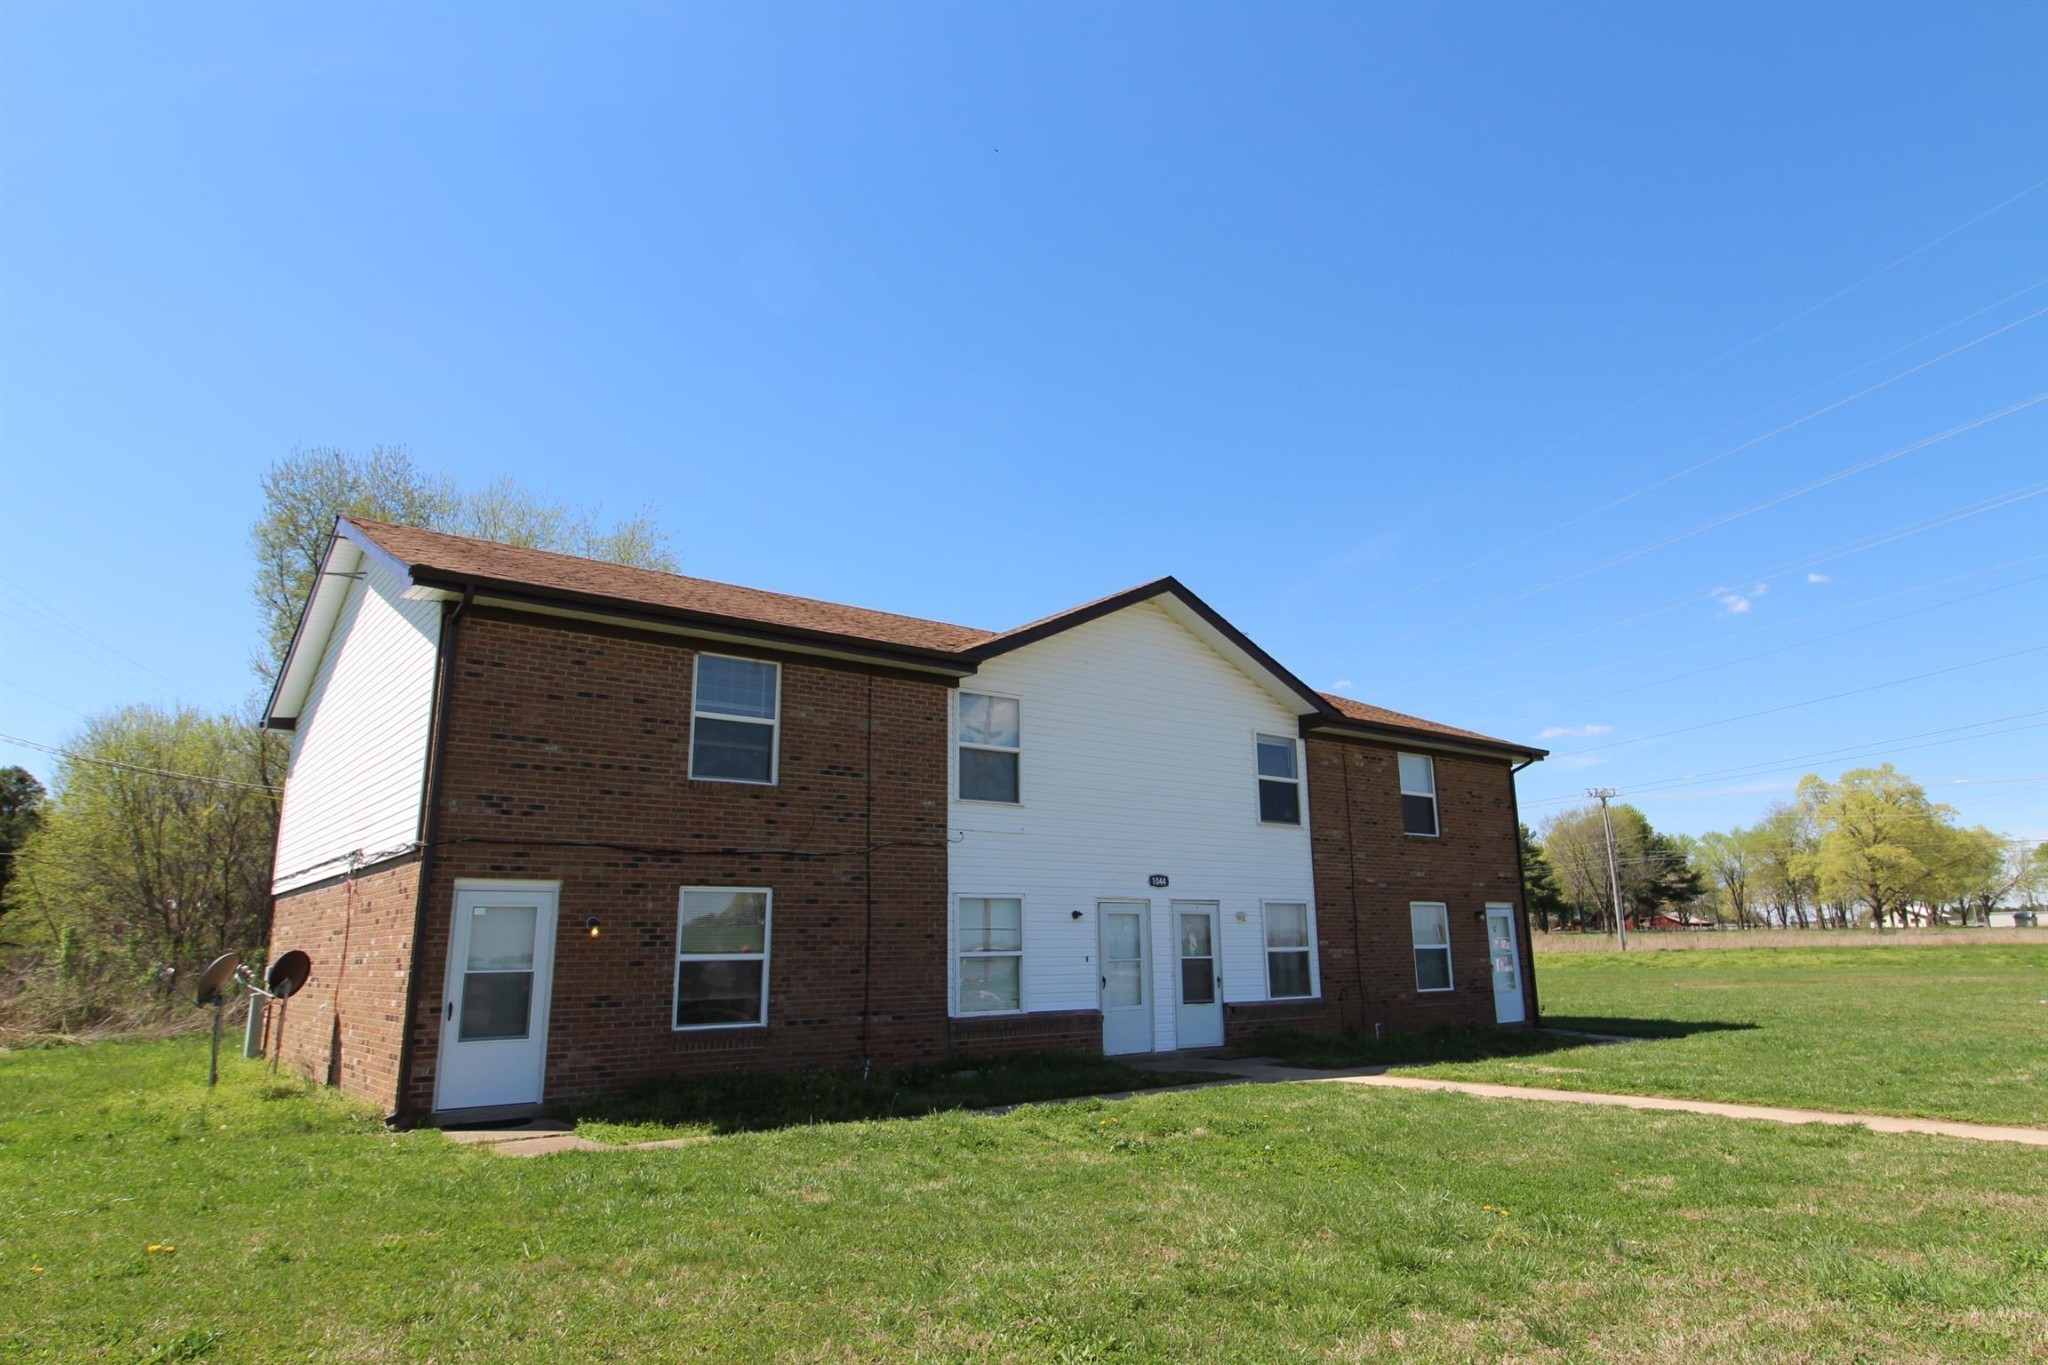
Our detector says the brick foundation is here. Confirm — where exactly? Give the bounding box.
[266,854,422,1114]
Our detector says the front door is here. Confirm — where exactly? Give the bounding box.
[1099,900,1153,1055]
[1487,904,1526,1024]
[436,881,559,1113]
[1173,902,1224,1050]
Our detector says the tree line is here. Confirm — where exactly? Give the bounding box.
[1523,765,2048,933]
[0,447,673,1038]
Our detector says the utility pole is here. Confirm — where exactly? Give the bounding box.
[1589,788,1627,951]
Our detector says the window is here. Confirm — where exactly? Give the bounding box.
[1411,902,1453,993]
[691,655,779,784]
[1398,753,1438,836]
[1264,901,1314,999]
[1256,735,1302,825]
[957,692,1020,803]
[956,896,1023,1013]
[674,888,770,1028]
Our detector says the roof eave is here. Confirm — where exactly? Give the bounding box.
[966,577,1336,717]
[1300,714,1547,764]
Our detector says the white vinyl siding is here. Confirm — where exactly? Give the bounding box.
[947,600,1317,1048]
[272,556,443,893]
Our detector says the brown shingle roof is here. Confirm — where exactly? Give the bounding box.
[1316,692,1535,755]
[340,517,1537,757]
[346,517,996,655]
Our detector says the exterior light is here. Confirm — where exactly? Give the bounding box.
[587,917,601,939]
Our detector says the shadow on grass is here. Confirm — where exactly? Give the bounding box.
[551,1052,1217,1138]
[1250,1019,1757,1070]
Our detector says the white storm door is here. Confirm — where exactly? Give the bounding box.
[1487,904,1526,1024]
[1173,902,1224,1050]
[437,883,559,1111]
[1099,901,1154,1055]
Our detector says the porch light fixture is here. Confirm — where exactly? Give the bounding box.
[587,917,602,939]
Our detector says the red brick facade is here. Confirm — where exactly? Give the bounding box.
[1221,736,1535,1047]
[266,854,422,1108]
[270,607,1537,1121]
[397,609,956,1116]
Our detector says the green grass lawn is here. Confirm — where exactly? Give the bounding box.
[5,1039,2045,1361]
[1387,944,2048,1127]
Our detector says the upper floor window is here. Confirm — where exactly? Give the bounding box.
[1256,735,1302,825]
[957,692,1020,803]
[1398,753,1438,836]
[675,887,771,1028]
[691,655,780,784]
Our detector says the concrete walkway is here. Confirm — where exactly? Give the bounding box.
[440,1053,2048,1155]
[1310,1073,2048,1148]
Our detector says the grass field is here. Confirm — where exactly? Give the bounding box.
[5,1036,2046,1362]
[1386,944,2048,1127]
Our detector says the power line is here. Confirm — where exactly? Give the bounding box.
[1451,551,2048,711]
[1477,172,2048,487]
[1493,569,2048,726]
[1376,390,2048,649]
[1552,642,2048,758]
[0,575,214,701]
[0,732,283,795]
[1387,479,2048,695]
[1525,712,2048,808]
[1358,293,2048,616]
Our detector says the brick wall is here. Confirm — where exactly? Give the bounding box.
[1225,737,1532,1046]
[400,610,955,1116]
[266,854,422,1114]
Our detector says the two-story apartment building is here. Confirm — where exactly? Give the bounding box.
[262,517,1544,1123]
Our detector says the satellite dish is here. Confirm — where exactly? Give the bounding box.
[266,950,312,999]
[194,953,240,1007]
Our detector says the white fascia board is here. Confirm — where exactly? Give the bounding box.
[1150,594,1323,716]
[267,537,368,725]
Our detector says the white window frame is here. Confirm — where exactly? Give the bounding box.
[689,653,781,786]
[954,894,1026,1016]
[1410,900,1455,994]
[1398,752,1439,837]
[1261,898,1319,1000]
[955,690,1022,805]
[1254,733,1303,827]
[673,886,773,1031]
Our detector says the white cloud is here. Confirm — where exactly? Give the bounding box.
[1807,572,1831,584]
[1536,724,1614,740]
[1332,678,1354,690]
[1714,581,1770,614]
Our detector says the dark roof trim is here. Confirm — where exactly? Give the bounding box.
[406,572,979,676]
[1300,714,1548,763]
[964,576,1337,717]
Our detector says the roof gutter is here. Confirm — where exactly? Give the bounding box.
[1301,716,1547,765]
[403,574,980,678]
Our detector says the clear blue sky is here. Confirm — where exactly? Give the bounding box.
[3,0,2044,844]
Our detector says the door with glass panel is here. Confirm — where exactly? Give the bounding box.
[1172,902,1224,1050]
[436,882,559,1112]
[1486,905,1526,1024]
[1098,900,1154,1055]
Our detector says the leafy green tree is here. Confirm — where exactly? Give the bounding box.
[11,706,284,973]
[1519,822,1568,931]
[1803,766,1952,930]
[1695,827,1762,927]
[251,445,677,678]
[1540,803,1701,931]
[1751,799,1821,928]
[0,766,45,923]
